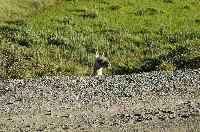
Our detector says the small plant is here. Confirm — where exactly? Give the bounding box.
[166,45,190,63]
[33,63,57,77]
[62,16,73,25]
[163,0,173,3]
[112,60,141,75]
[80,10,98,18]
[183,5,190,9]
[47,33,72,48]
[109,5,121,11]
[135,8,163,16]
[195,19,200,24]
[0,24,34,47]
[184,56,200,69]
[0,46,35,79]
[140,57,161,72]
[6,60,33,79]
[159,61,176,71]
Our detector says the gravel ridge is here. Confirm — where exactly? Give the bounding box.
[0,68,200,131]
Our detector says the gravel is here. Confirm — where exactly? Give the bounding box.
[0,68,199,131]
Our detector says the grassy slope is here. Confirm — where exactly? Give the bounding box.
[0,0,200,79]
[0,0,60,22]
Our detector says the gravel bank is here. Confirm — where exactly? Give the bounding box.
[0,69,200,131]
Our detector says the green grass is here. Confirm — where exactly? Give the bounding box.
[0,0,61,22]
[0,0,200,79]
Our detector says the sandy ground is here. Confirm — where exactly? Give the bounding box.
[0,69,199,131]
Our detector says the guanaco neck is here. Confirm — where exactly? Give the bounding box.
[96,68,103,75]
[93,67,103,76]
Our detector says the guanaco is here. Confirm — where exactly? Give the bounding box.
[93,51,111,76]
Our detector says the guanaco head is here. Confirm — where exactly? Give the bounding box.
[93,52,111,76]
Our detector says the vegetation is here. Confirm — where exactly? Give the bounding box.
[0,0,200,79]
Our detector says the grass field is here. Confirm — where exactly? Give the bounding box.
[0,0,60,22]
[0,0,200,79]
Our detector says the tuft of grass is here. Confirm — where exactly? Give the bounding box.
[135,7,164,16]
[79,10,98,19]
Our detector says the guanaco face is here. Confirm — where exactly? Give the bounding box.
[93,52,111,76]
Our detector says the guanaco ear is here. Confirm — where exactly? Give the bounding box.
[96,50,99,58]
[102,52,105,56]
